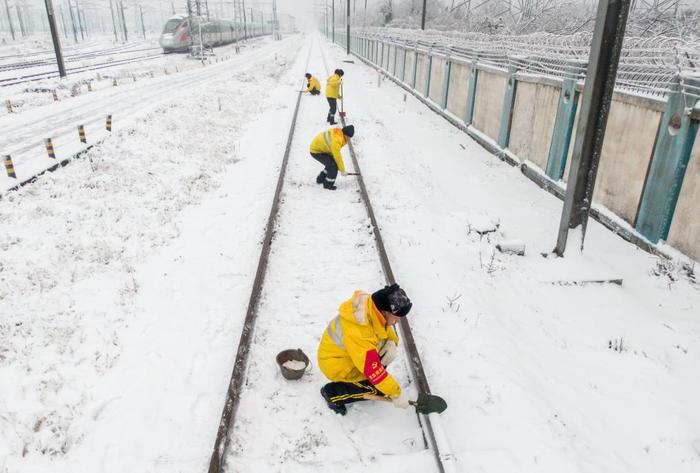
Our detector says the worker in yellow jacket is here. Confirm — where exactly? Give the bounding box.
[318,284,413,415]
[305,73,321,95]
[309,124,354,190]
[325,68,344,124]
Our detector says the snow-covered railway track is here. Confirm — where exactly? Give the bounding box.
[209,36,453,473]
[0,51,165,87]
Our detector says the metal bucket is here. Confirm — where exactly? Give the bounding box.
[276,348,310,380]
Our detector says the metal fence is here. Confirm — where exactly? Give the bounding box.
[355,27,700,99]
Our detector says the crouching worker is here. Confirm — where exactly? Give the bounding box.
[309,124,354,190]
[305,73,321,95]
[318,284,413,415]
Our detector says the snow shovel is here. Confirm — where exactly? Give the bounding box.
[363,393,447,414]
[339,83,346,118]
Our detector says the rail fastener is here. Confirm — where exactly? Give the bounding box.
[106,114,112,132]
[5,99,12,113]
[45,138,56,159]
[4,155,16,178]
[78,125,87,144]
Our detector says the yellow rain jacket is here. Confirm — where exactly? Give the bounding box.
[306,76,321,92]
[318,290,402,397]
[326,73,342,99]
[309,127,347,173]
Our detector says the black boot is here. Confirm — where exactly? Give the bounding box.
[320,386,347,415]
[316,171,326,184]
[323,180,337,190]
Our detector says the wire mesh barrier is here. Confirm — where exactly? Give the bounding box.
[354,27,700,99]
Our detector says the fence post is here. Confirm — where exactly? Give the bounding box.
[497,62,520,149]
[442,55,452,110]
[635,74,700,243]
[402,44,408,82]
[465,60,479,126]
[424,50,433,97]
[45,138,56,159]
[412,46,419,89]
[546,62,585,180]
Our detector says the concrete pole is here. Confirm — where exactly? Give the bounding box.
[554,0,632,256]
[346,0,349,53]
[421,0,427,29]
[67,0,78,42]
[331,0,334,42]
[75,1,85,39]
[4,0,15,40]
[140,5,145,38]
[108,0,118,42]
[119,0,128,42]
[43,0,66,77]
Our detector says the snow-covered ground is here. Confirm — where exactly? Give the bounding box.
[1,32,699,473]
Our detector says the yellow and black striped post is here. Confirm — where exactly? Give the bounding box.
[132,74,137,82]
[52,90,59,101]
[96,73,102,81]
[164,68,169,75]
[113,78,118,87]
[5,100,12,113]
[150,71,154,78]
[78,125,87,143]
[45,138,56,159]
[87,82,93,92]
[175,65,179,73]
[106,114,112,132]
[4,155,16,178]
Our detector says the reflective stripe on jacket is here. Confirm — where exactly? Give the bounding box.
[309,127,347,172]
[306,76,321,92]
[317,290,401,397]
[326,73,342,99]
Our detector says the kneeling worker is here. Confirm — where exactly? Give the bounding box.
[305,73,321,95]
[309,124,354,190]
[318,284,413,415]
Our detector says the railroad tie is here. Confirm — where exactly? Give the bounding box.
[45,138,56,159]
[4,155,16,178]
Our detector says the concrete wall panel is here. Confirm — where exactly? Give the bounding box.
[415,52,428,93]
[388,45,396,74]
[446,62,470,119]
[667,132,700,261]
[428,56,446,104]
[395,47,406,79]
[509,81,560,170]
[592,98,661,224]
[472,70,506,140]
[405,50,416,84]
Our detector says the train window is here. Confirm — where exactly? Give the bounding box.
[162,19,182,33]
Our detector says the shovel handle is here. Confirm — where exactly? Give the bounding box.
[362,393,417,406]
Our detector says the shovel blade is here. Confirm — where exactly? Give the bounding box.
[414,393,447,414]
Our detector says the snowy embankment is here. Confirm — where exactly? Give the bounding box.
[1,34,304,472]
[319,39,700,472]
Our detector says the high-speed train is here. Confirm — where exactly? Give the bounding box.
[159,15,268,53]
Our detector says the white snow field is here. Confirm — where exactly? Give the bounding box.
[1,32,699,473]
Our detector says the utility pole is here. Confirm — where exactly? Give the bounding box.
[331,0,334,42]
[59,5,68,39]
[421,0,427,29]
[43,0,66,77]
[80,8,88,37]
[75,1,84,39]
[554,0,632,256]
[16,4,26,37]
[67,0,78,42]
[4,0,15,40]
[346,0,349,53]
[108,0,118,42]
[139,5,145,38]
[119,1,128,42]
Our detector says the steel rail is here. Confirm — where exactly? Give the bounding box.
[317,39,454,473]
[0,46,163,73]
[206,40,313,473]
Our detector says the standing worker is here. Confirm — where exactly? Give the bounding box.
[317,284,413,415]
[325,69,344,124]
[309,124,354,190]
[305,73,321,95]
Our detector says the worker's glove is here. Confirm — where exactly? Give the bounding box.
[379,340,398,366]
[392,391,410,409]
[338,95,343,100]
[340,171,347,177]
